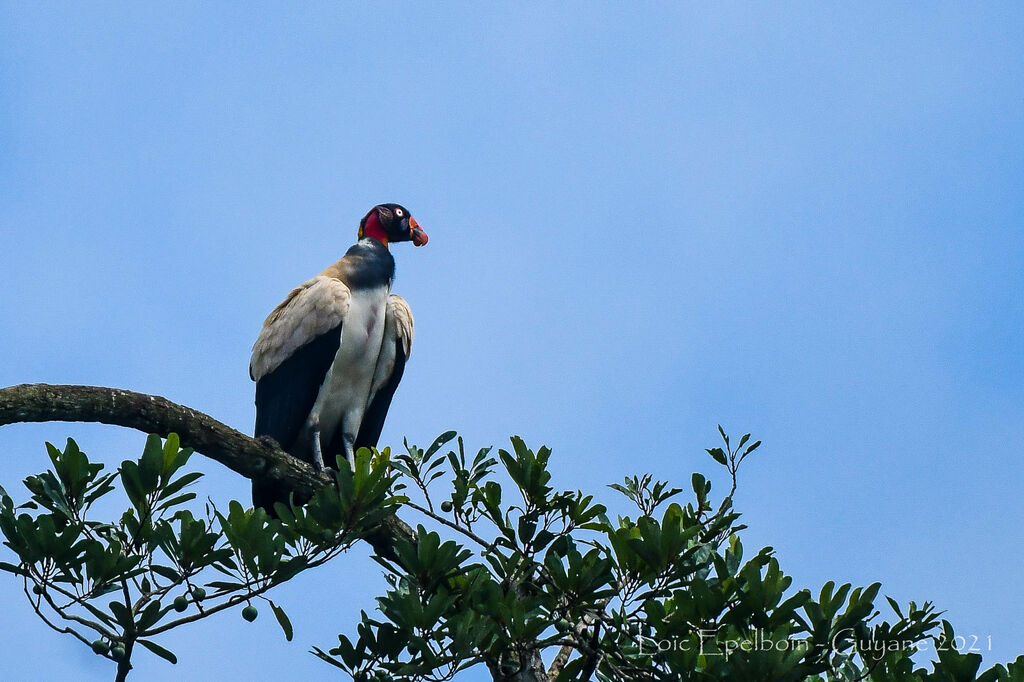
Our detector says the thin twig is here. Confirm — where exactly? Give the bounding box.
[405,500,492,550]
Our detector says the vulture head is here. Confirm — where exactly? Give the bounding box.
[359,203,428,247]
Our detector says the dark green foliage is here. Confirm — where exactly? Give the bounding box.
[3,429,1022,681]
[0,435,401,677]
[314,430,1023,682]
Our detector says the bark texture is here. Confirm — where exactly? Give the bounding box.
[0,383,414,556]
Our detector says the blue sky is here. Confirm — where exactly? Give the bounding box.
[1,3,1022,679]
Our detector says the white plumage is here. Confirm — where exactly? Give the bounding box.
[249,204,425,512]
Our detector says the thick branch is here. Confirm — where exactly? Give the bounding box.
[0,383,552,682]
[0,383,413,555]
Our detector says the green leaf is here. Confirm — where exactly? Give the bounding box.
[0,561,28,576]
[137,600,166,631]
[155,493,197,512]
[157,472,203,502]
[150,564,181,582]
[692,472,707,497]
[268,599,293,641]
[424,431,457,460]
[138,639,178,664]
[139,434,165,491]
[707,448,728,466]
[108,601,133,628]
[329,634,361,669]
[119,461,147,514]
[740,440,762,462]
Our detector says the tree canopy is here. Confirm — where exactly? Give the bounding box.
[1,384,1021,682]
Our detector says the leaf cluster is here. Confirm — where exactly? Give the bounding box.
[315,430,1024,682]
[3,429,1022,682]
[0,435,401,676]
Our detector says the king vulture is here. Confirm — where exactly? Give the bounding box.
[249,203,428,510]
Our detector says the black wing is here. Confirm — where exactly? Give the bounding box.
[252,323,341,510]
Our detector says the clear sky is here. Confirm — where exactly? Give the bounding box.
[1,3,1022,680]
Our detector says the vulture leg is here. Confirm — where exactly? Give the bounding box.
[344,434,356,470]
[310,415,326,472]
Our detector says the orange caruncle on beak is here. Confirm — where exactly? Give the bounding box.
[409,216,428,246]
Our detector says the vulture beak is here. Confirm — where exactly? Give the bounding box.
[409,216,429,246]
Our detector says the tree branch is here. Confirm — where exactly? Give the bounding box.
[0,383,414,558]
[0,383,555,682]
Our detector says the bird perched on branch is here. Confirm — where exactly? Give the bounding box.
[248,203,428,511]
